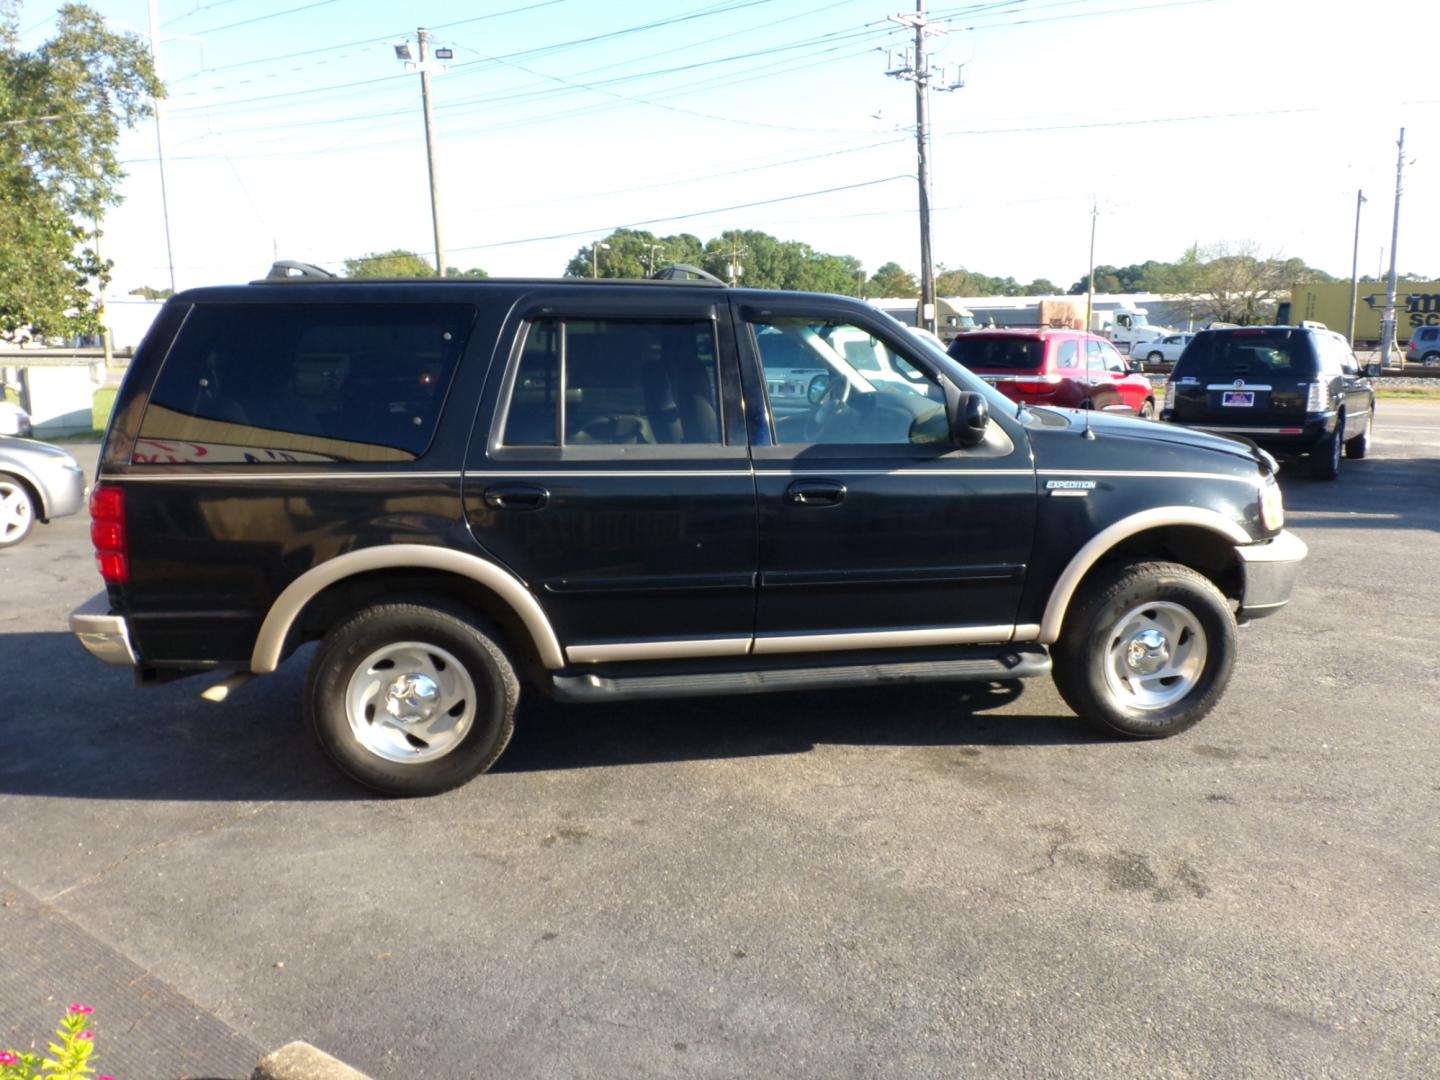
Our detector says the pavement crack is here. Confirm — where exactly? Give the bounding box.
[44,802,274,902]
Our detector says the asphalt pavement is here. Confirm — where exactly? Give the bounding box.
[1,408,1437,1079]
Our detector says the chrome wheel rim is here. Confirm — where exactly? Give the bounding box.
[0,481,33,544]
[1102,601,1207,711]
[344,641,477,764]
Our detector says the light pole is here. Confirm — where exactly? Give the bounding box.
[591,242,610,279]
[395,31,451,276]
[644,243,665,275]
[1348,189,1366,347]
[146,0,176,293]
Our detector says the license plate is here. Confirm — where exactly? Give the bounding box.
[1222,391,1254,407]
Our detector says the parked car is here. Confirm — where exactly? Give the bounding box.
[0,400,32,437]
[0,435,86,547]
[1161,325,1375,480]
[948,329,1157,417]
[70,266,1305,795]
[1405,325,1440,366]
[1135,333,1196,365]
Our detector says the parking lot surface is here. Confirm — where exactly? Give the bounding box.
[2,406,1438,1078]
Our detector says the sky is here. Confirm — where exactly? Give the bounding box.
[13,0,1440,297]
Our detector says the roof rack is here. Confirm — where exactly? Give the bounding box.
[650,263,725,286]
[264,260,337,281]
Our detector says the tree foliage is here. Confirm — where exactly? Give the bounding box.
[0,3,161,340]
[128,284,172,300]
[343,249,436,278]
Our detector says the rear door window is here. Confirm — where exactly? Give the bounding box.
[136,303,474,464]
[500,317,722,447]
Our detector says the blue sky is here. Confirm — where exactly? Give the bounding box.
[15,0,1440,294]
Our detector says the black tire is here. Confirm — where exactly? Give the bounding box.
[1139,398,1156,419]
[1308,418,1342,480]
[1344,407,1372,459]
[0,474,36,548]
[304,600,519,796]
[1051,560,1237,739]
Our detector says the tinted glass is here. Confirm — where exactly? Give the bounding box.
[501,318,722,447]
[753,318,946,446]
[1174,330,1315,379]
[948,336,1045,372]
[137,303,473,464]
[1055,339,1079,369]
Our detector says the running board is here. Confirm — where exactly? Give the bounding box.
[549,647,1050,703]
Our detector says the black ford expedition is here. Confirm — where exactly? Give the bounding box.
[1162,324,1375,480]
[70,266,1307,795]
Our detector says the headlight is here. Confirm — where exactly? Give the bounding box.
[1259,478,1284,532]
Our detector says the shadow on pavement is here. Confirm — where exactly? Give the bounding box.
[1275,451,1440,531]
[1,631,1106,798]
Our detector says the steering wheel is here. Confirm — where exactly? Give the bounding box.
[802,373,853,441]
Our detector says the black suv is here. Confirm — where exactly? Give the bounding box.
[1161,324,1375,479]
[70,268,1307,795]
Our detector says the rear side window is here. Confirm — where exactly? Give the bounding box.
[1175,330,1314,380]
[948,336,1045,372]
[136,303,474,464]
[501,317,722,447]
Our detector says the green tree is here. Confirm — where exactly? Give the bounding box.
[343,249,436,278]
[868,261,919,298]
[0,3,161,340]
[451,266,489,278]
[563,229,705,279]
[128,284,172,300]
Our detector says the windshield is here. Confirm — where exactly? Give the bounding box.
[947,335,1045,372]
[1176,330,1314,378]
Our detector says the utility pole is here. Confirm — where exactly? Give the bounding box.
[396,30,450,276]
[707,244,745,286]
[1348,189,1366,347]
[644,243,665,275]
[591,241,609,279]
[1379,127,1406,367]
[886,2,961,336]
[1085,198,1098,335]
[147,0,177,294]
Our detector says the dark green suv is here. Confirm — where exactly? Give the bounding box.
[1161,325,1375,480]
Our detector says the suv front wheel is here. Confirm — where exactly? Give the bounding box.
[305,600,520,795]
[1051,561,1236,739]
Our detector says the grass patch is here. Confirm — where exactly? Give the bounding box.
[1374,386,1440,401]
[92,386,117,431]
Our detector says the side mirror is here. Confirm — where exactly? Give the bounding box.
[1129,359,1145,373]
[944,384,990,447]
[1363,362,1381,378]
[806,373,831,405]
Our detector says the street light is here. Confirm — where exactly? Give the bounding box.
[592,242,610,279]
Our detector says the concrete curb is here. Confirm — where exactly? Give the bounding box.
[252,1041,374,1080]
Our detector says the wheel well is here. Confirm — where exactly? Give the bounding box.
[0,470,44,521]
[292,568,547,682]
[1081,525,1243,607]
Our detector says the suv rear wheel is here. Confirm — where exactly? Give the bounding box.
[304,600,519,796]
[1309,418,1342,480]
[1052,560,1236,739]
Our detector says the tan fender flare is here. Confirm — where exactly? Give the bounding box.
[1038,507,1251,644]
[249,544,566,673]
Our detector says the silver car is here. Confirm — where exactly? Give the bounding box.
[0,436,87,547]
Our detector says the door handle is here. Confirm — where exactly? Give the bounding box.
[483,483,549,510]
[786,479,846,507]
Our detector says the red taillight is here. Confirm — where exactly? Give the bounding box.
[89,484,128,584]
[1013,380,1057,396]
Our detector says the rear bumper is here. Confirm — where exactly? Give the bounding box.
[1164,413,1334,452]
[69,590,137,667]
[1235,530,1308,621]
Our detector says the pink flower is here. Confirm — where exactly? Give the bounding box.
[77,1031,94,1041]
[69,1004,94,1016]
[0,1051,18,1064]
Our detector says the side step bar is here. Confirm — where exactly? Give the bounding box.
[549,647,1051,704]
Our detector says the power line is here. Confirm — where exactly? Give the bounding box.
[191,0,343,37]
